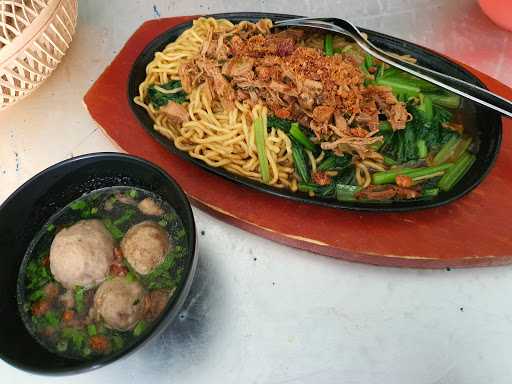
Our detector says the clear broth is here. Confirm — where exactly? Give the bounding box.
[17,186,188,360]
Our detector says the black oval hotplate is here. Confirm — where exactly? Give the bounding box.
[128,12,502,212]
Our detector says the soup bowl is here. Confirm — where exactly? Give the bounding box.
[0,153,197,375]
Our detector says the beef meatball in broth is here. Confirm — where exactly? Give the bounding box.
[50,220,114,288]
[121,221,171,275]
[93,277,145,331]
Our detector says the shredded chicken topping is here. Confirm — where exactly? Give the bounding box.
[178,23,409,158]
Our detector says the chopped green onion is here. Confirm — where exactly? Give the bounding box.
[87,324,97,336]
[82,347,91,357]
[56,340,68,352]
[254,117,270,184]
[74,287,86,313]
[125,272,137,283]
[69,200,87,211]
[128,189,138,198]
[133,321,146,337]
[46,224,55,232]
[112,335,124,350]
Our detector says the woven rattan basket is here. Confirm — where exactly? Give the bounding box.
[0,0,78,110]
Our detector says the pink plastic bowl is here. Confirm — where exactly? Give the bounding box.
[479,0,512,32]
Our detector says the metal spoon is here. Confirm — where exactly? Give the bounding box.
[274,17,512,118]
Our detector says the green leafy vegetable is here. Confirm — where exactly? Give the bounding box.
[148,80,187,108]
[291,138,310,183]
[267,115,292,131]
[290,122,317,153]
[317,154,352,172]
[46,224,55,232]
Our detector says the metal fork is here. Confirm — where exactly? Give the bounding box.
[274,17,512,118]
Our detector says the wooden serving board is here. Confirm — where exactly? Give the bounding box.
[84,16,512,268]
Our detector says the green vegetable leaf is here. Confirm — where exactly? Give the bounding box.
[267,115,292,132]
[148,80,188,108]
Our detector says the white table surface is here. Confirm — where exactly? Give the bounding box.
[1,1,512,383]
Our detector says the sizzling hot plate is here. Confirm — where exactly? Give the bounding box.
[128,12,502,212]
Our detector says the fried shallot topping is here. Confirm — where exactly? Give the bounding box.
[178,20,409,157]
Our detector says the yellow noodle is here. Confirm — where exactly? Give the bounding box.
[134,17,297,189]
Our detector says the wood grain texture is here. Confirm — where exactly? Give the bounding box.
[84,16,512,268]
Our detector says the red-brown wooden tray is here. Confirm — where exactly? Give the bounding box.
[84,16,512,268]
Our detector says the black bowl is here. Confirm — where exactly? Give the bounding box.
[0,153,197,375]
[128,12,502,212]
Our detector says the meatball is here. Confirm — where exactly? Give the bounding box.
[137,198,164,216]
[50,220,114,288]
[93,277,145,331]
[121,221,170,275]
